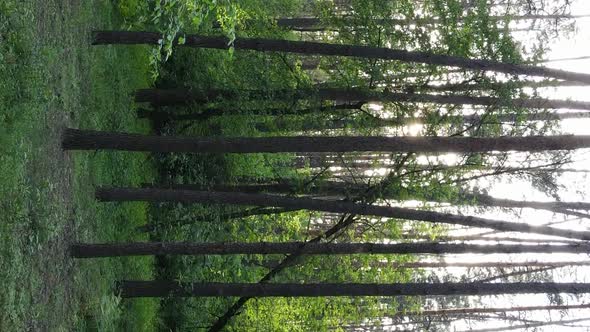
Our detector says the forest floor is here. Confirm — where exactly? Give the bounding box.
[0,0,159,330]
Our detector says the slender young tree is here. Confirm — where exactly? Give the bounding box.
[415,80,587,91]
[272,15,590,30]
[475,266,558,283]
[407,235,581,244]
[398,303,590,316]
[70,242,590,258]
[249,257,590,270]
[133,87,590,110]
[95,187,590,240]
[91,31,590,83]
[118,281,590,298]
[62,128,590,154]
[456,317,590,332]
[389,261,590,269]
[251,111,590,133]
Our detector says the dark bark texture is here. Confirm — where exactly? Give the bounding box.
[133,88,590,110]
[92,31,590,84]
[62,128,590,154]
[118,281,590,298]
[70,241,590,258]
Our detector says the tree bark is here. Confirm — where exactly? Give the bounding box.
[70,242,590,258]
[95,187,590,240]
[91,31,590,84]
[134,88,590,110]
[62,128,590,154]
[274,15,590,30]
[117,281,590,298]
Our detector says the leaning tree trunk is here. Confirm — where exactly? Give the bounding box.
[162,182,590,215]
[133,87,590,110]
[62,129,590,154]
[204,159,410,331]
[118,281,590,298]
[94,187,590,240]
[69,242,590,258]
[91,31,590,84]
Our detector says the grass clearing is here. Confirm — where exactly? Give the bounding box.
[0,0,159,330]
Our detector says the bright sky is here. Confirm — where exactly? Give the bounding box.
[329,4,590,330]
[441,2,590,331]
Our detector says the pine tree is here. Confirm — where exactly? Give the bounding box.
[91,31,590,83]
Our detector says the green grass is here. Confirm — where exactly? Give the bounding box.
[0,0,159,330]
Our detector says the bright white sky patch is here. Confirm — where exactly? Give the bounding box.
[441,2,590,329]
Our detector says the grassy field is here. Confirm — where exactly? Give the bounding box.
[0,0,159,330]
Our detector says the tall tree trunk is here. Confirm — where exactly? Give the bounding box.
[462,192,590,211]
[62,128,590,154]
[411,80,586,92]
[70,241,590,258]
[274,15,590,30]
[118,281,590,298]
[371,261,590,269]
[416,235,580,244]
[457,317,590,332]
[538,55,590,64]
[252,111,590,133]
[95,187,590,240]
[134,87,590,110]
[91,31,590,84]
[401,303,590,316]
[246,257,590,270]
